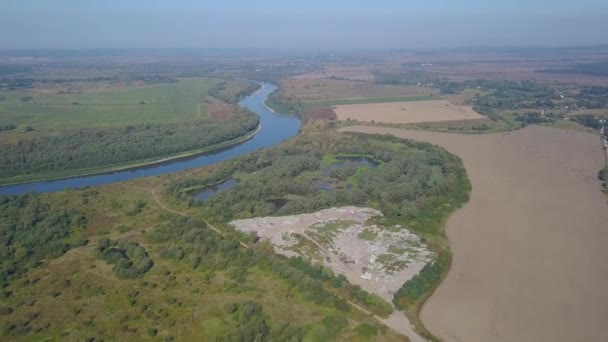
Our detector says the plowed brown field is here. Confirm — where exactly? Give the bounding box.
[340,125,608,342]
[334,100,484,124]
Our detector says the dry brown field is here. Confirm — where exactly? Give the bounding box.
[334,100,485,124]
[291,65,376,81]
[280,78,435,101]
[341,125,608,342]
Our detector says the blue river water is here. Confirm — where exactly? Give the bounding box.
[0,82,300,195]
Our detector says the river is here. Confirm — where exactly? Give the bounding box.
[0,82,300,195]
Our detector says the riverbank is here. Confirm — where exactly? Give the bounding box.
[0,123,261,187]
[0,82,300,195]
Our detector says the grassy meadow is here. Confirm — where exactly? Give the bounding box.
[0,78,261,184]
[0,79,229,133]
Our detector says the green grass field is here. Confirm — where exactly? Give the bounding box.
[0,79,226,132]
[303,95,439,108]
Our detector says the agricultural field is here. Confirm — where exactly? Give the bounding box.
[0,78,251,136]
[334,100,485,124]
[0,77,260,184]
[279,78,436,102]
[342,125,608,342]
[290,65,376,82]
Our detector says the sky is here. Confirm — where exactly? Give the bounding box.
[1,0,607,50]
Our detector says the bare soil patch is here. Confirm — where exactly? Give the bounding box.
[206,96,233,121]
[334,100,485,124]
[280,78,434,102]
[341,125,608,342]
[230,206,432,302]
[303,107,337,120]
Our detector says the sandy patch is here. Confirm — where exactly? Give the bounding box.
[341,125,608,342]
[334,100,485,124]
[230,206,432,302]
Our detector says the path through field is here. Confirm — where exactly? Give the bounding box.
[139,186,422,341]
[341,125,608,342]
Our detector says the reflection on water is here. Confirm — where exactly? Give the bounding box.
[0,82,300,195]
[191,178,236,201]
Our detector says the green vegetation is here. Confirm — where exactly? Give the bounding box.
[538,62,608,77]
[600,165,608,193]
[0,181,402,341]
[170,125,470,336]
[0,79,220,130]
[0,78,260,184]
[0,194,87,284]
[0,113,258,184]
[356,323,379,337]
[171,129,464,222]
[265,89,303,116]
[570,114,603,130]
[576,86,608,109]
[0,124,16,132]
[358,228,378,241]
[393,261,444,305]
[97,238,153,279]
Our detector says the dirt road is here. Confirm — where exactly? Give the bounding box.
[341,125,608,342]
[143,187,422,341]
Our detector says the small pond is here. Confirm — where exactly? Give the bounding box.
[267,198,289,210]
[191,178,236,201]
[315,156,379,191]
[323,156,379,176]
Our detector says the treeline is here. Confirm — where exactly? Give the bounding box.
[209,81,260,104]
[393,260,444,309]
[0,112,259,179]
[571,114,604,129]
[601,166,608,192]
[576,86,608,109]
[0,194,87,283]
[0,75,178,91]
[472,80,558,112]
[0,124,16,132]
[374,71,561,112]
[266,90,304,117]
[373,70,464,94]
[170,131,463,223]
[515,112,562,126]
[538,62,608,77]
[147,217,355,314]
[97,238,153,279]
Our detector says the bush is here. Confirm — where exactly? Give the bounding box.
[355,323,378,337]
[97,239,153,279]
[146,327,158,337]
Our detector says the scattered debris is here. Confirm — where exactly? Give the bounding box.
[230,206,432,301]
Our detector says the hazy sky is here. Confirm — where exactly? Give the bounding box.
[1,0,607,50]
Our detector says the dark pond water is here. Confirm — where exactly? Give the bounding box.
[0,82,300,195]
[266,198,289,210]
[315,156,379,191]
[322,156,380,176]
[191,178,236,201]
